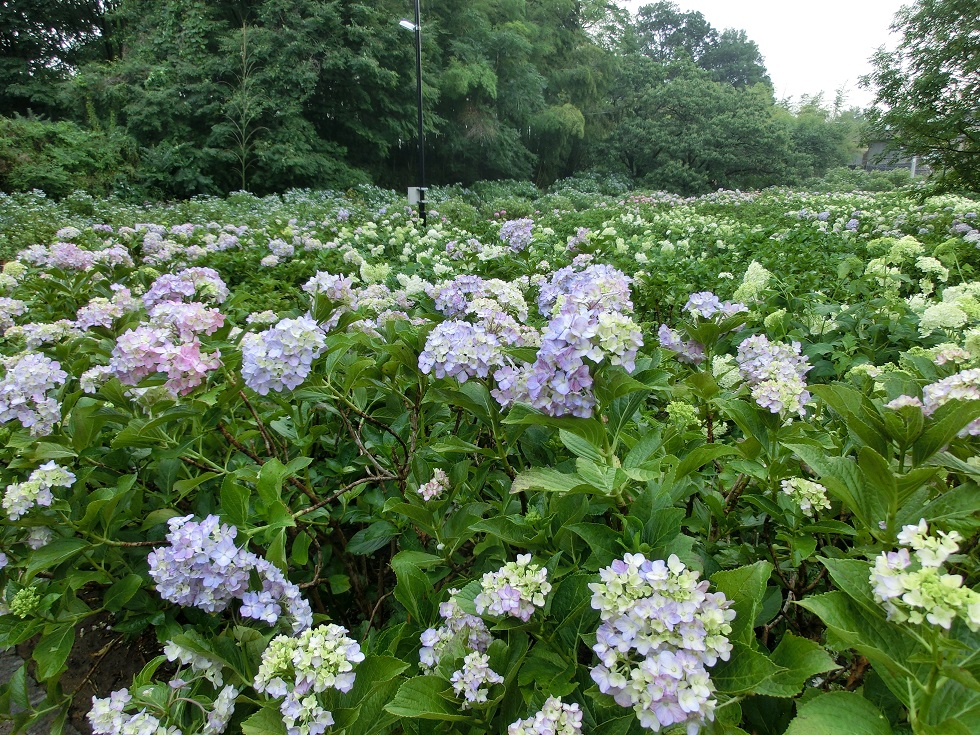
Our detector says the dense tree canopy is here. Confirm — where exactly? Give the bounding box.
[0,0,869,197]
[863,0,980,191]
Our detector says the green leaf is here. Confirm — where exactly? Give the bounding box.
[103,574,143,613]
[675,444,741,480]
[502,403,606,447]
[711,561,773,645]
[220,477,250,528]
[559,429,606,463]
[25,538,89,578]
[471,516,536,547]
[756,633,840,697]
[511,467,588,495]
[257,457,312,506]
[391,551,439,620]
[711,641,781,694]
[172,471,218,498]
[347,521,398,555]
[566,523,623,569]
[33,623,75,680]
[242,704,288,735]
[384,676,469,720]
[913,400,980,467]
[784,691,894,734]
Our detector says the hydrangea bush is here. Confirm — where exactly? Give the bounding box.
[1,183,980,735]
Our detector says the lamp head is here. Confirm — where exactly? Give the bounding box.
[398,19,417,31]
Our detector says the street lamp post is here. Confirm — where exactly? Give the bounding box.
[399,2,426,227]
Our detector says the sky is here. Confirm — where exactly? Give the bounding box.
[616,0,908,108]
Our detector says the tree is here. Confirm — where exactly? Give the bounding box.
[863,0,980,190]
[0,0,109,114]
[700,29,770,88]
[608,61,790,194]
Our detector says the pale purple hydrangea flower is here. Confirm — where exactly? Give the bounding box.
[871,519,980,631]
[683,292,748,320]
[489,264,641,418]
[7,320,80,349]
[268,239,295,259]
[148,515,253,613]
[658,325,705,365]
[589,554,735,734]
[418,468,450,501]
[240,316,327,395]
[736,334,812,418]
[148,514,312,631]
[450,651,504,708]
[419,589,492,672]
[428,275,486,317]
[148,301,225,340]
[2,461,75,520]
[0,297,27,332]
[419,320,504,382]
[499,218,535,251]
[922,369,980,436]
[474,554,551,622]
[508,697,583,735]
[142,267,229,309]
[25,527,54,549]
[886,395,924,410]
[0,352,67,435]
[254,624,364,735]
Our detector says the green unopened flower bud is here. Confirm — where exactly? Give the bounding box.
[10,587,41,618]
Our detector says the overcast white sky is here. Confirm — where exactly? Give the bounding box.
[616,1,908,108]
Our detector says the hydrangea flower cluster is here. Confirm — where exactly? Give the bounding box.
[508,697,583,735]
[419,589,492,671]
[88,690,164,735]
[110,321,222,397]
[736,335,812,418]
[418,321,504,382]
[589,554,735,734]
[490,264,641,418]
[148,301,225,340]
[3,461,76,520]
[142,267,229,308]
[303,271,357,305]
[733,261,772,303]
[780,478,831,517]
[148,515,312,632]
[0,352,67,435]
[474,554,552,621]
[428,275,528,322]
[76,296,129,330]
[241,315,327,395]
[164,639,225,686]
[418,468,450,501]
[537,263,633,317]
[450,652,504,709]
[921,368,980,436]
[871,519,980,630]
[0,297,27,331]
[658,325,705,365]
[6,319,80,349]
[253,624,365,735]
[499,218,535,251]
[683,292,748,320]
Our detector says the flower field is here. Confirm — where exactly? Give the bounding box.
[2,179,980,735]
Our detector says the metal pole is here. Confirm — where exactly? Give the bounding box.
[413,0,426,227]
